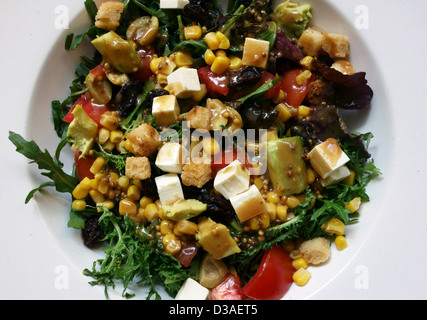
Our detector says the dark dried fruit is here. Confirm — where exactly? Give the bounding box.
[239,99,279,130]
[146,88,169,108]
[82,215,105,249]
[113,80,144,118]
[228,66,262,89]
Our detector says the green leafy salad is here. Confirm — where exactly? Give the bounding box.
[9,0,381,300]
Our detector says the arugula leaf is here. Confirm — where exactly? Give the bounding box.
[238,77,282,103]
[9,132,78,202]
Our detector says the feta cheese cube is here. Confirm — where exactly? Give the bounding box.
[160,0,189,9]
[308,138,350,179]
[214,160,250,200]
[175,278,209,300]
[229,185,267,222]
[152,95,180,127]
[320,165,351,187]
[167,68,201,99]
[241,38,270,69]
[155,173,184,206]
[155,142,188,173]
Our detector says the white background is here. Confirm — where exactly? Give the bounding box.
[0,0,426,300]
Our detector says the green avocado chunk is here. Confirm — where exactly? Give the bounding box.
[195,217,241,260]
[67,104,98,158]
[92,31,142,74]
[162,199,207,221]
[267,137,308,196]
[272,0,312,39]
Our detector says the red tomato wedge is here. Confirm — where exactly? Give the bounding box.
[131,48,155,83]
[260,71,281,99]
[74,150,95,181]
[174,242,199,268]
[63,93,110,127]
[242,245,295,300]
[90,64,105,77]
[210,274,243,300]
[281,69,315,108]
[198,66,230,96]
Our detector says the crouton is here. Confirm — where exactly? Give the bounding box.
[181,158,212,188]
[297,27,326,57]
[187,106,213,131]
[299,237,331,265]
[125,156,151,180]
[95,1,125,31]
[126,123,161,157]
[322,33,350,58]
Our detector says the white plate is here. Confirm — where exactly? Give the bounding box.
[1,0,426,300]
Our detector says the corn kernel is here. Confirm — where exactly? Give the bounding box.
[321,217,345,236]
[109,172,119,185]
[276,103,292,122]
[72,185,89,200]
[162,233,182,255]
[119,199,137,216]
[90,157,106,175]
[160,219,175,235]
[174,51,193,67]
[296,70,312,85]
[97,200,115,210]
[144,203,159,221]
[127,184,141,201]
[79,177,92,191]
[204,32,220,50]
[335,235,348,251]
[300,56,314,70]
[155,199,162,209]
[139,196,153,209]
[215,50,227,57]
[118,175,130,189]
[184,25,202,40]
[292,257,308,269]
[72,200,86,211]
[265,202,277,221]
[109,130,124,144]
[97,178,109,194]
[306,167,316,184]
[267,191,280,204]
[123,140,134,153]
[286,196,300,209]
[191,83,208,102]
[343,169,356,185]
[293,268,311,286]
[100,112,119,131]
[345,197,361,212]
[150,57,162,74]
[98,128,110,145]
[176,219,198,235]
[298,105,311,117]
[173,225,184,237]
[229,56,243,70]
[216,31,230,49]
[259,212,270,229]
[211,55,230,74]
[89,189,106,204]
[204,49,216,65]
[276,205,288,222]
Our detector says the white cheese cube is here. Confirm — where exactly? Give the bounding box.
[308,138,350,179]
[241,37,270,69]
[160,0,189,9]
[152,95,180,127]
[167,68,201,99]
[175,278,209,300]
[155,142,188,173]
[229,185,267,222]
[320,165,351,187]
[214,160,250,200]
[155,173,184,206]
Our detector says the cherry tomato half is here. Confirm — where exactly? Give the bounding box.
[210,274,243,300]
[198,66,230,97]
[260,71,281,99]
[281,69,315,108]
[242,245,295,300]
[63,93,110,127]
[74,150,96,181]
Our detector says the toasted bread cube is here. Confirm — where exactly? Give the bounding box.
[181,158,212,188]
[297,27,326,57]
[125,156,151,180]
[186,106,212,131]
[242,38,270,69]
[126,123,161,157]
[95,1,124,31]
[322,33,350,58]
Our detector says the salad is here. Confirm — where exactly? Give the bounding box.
[10,0,381,300]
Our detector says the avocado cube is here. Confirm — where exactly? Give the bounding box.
[267,137,308,196]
